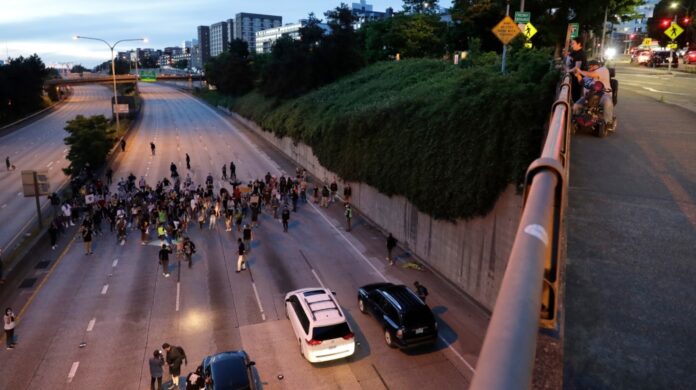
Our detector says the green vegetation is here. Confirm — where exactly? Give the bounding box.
[0,55,50,126]
[63,115,115,176]
[227,51,558,220]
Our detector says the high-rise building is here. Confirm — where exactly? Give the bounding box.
[197,25,210,67]
[615,0,659,34]
[255,21,330,54]
[352,0,392,29]
[234,12,282,50]
[210,21,229,57]
[226,19,235,47]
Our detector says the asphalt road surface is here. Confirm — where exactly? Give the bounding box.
[0,85,111,252]
[0,82,488,389]
[564,62,696,388]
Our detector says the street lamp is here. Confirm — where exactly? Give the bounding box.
[73,35,145,132]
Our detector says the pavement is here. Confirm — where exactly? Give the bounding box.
[564,59,696,388]
[0,82,488,389]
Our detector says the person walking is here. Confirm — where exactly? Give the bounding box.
[320,186,330,208]
[162,343,187,389]
[105,167,113,186]
[149,349,165,390]
[48,220,59,250]
[183,238,196,268]
[414,281,429,302]
[120,139,126,152]
[159,244,172,278]
[281,205,290,232]
[222,164,227,180]
[386,233,397,265]
[150,142,156,156]
[229,161,236,180]
[343,183,352,204]
[242,224,252,251]
[5,157,11,171]
[185,153,191,170]
[62,202,74,227]
[344,204,353,232]
[236,238,246,273]
[80,222,93,255]
[330,180,338,203]
[4,307,17,350]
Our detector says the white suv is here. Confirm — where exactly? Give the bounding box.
[284,287,356,363]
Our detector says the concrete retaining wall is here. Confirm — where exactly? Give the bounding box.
[232,112,523,311]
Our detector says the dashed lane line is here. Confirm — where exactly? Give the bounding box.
[112,259,118,267]
[86,318,96,332]
[101,284,108,295]
[175,282,181,312]
[67,362,79,383]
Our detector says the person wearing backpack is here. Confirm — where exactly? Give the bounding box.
[183,237,196,269]
[162,342,187,389]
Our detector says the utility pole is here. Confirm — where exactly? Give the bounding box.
[600,6,609,60]
[501,0,511,74]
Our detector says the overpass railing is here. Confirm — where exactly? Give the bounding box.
[470,72,572,390]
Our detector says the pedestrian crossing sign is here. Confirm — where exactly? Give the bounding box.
[523,23,538,39]
[664,22,683,40]
[641,38,652,46]
[492,16,522,45]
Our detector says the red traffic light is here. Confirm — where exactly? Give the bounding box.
[630,34,636,39]
[661,19,671,27]
[683,17,691,24]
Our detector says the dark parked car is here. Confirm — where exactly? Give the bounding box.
[647,51,679,68]
[357,282,438,349]
[201,350,257,390]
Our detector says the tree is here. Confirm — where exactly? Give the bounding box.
[71,64,89,73]
[63,115,115,176]
[205,39,255,96]
[94,59,130,74]
[173,59,188,69]
[0,54,49,123]
[403,0,439,14]
[314,3,364,85]
[361,14,447,62]
[139,56,159,68]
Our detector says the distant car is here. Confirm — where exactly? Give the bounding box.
[201,350,257,390]
[357,282,438,349]
[647,51,679,68]
[684,50,696,65]
[285,287,356,363]
[633,50,652,65]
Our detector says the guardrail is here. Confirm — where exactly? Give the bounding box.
[470,72,572,389]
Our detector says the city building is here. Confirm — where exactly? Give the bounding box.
[352,0,393,28]
[234,12,282,50]
[197,25,211,67]
[226,19,235,46]
[254,21,330,54]
[210,21,229,57]
[615,0,659,34]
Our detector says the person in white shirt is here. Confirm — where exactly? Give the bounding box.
[572,59,615,130]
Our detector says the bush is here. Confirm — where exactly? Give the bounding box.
[231,51,558,220]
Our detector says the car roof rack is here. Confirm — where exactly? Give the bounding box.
[303,290,343,321]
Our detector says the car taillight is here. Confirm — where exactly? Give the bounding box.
[396,329,404,339]
[342,332,354,340]
[306,339,322,346]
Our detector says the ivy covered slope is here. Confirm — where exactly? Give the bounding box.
[233,51,559,220]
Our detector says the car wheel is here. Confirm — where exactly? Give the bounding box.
[299,339,304,357]
[595,122,607,138]
[384,329,395,348]
[358,298,367,314]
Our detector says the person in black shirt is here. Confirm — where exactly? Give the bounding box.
[236,238,246,272]
[567,37,587,102]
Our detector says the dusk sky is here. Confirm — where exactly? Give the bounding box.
[1,0,452,68]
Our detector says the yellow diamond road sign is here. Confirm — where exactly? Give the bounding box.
[664,22,683,40]
[642,38,652,46]
[523,23,538,39]
[493,16,522,45]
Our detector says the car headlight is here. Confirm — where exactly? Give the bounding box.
[604,47,617,60]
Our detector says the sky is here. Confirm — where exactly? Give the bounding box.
[0,0,452,68]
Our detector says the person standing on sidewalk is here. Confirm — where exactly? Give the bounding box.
[343,183,352,204]
[159,244,172,278]
[386,233,397,265]
[330,180,338,203]
[236,238,246,273]
[49,220,59,250]
[4,307,17,349]
[149,349,165,390]
[162,343,187,389]
[344,204,353,231]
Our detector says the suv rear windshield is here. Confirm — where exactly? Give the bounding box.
[312,322,351,341]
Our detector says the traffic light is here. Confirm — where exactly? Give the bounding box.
[661,19,671,27]
[683,17,691,24]
[630,33,636,39]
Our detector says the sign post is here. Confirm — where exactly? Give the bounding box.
[21,170,50,228]
[664,22,683,73]
[492,7,520,74]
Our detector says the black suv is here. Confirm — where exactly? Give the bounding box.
[357,282,438,349]
[647,51,679,68]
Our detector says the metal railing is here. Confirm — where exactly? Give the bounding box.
[470,73,571,390]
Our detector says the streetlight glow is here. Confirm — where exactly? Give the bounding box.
[670,2,679,9]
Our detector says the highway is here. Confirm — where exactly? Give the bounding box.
[0,85,112,252]
[564,61,696,388]
[0,82,487,389]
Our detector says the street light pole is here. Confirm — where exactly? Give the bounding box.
[74,36,145,132]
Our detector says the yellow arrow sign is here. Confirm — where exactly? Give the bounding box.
[492,16,521,45]
[523,23,538,39]
[664,22,683,40]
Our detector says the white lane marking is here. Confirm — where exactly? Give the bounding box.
[86,318,96,332]
[46,161,53,167]
[251,282,266,321]
[67,362,79,382]
[112,259,118,267]
[308,202,388,283]
[175,282,180,312]
[101,284,109,295]
[311,269,326,289]
[643,86,688,95]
